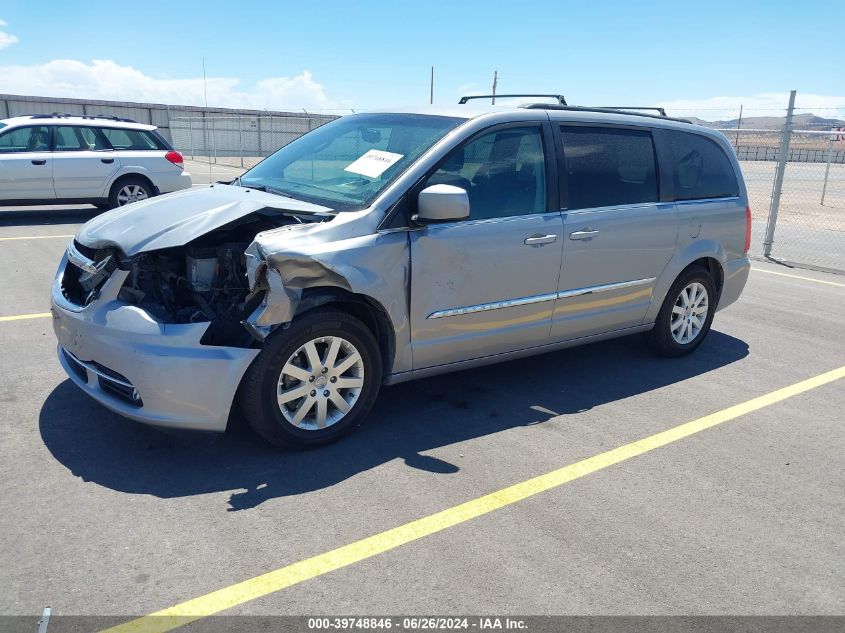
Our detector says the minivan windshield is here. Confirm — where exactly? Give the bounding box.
[238,113,463,211]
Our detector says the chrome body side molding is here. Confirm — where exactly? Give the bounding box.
[427,292,559,319]
[556,277,656,300]
[427,277,657,319]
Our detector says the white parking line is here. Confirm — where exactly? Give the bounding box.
[751,267,845,288]
[0,234,74,242]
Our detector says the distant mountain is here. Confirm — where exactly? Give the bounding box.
[687,113,845,131]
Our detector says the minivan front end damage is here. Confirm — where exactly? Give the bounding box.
[240,228,412,371]
[241,240,357,339]
[51,185,410,432]
[52,255,260,431]
[50,186,334,431]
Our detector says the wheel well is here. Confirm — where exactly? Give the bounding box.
[110,173,157,197]
[295,288,396,376]
[686,257,724,296]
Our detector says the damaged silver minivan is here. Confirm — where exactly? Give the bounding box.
[51,101,751,447]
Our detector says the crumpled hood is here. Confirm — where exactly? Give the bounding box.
[75,184,332,256]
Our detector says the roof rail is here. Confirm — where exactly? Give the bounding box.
[87,114,138,123]
[459,94,567,105]
[27,112,138,123]
[28,112,76,119]
[521,104,691,124]
[593,106,667,116]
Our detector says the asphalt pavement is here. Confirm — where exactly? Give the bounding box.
[0,205,843,631]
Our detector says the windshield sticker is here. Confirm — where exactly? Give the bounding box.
[344,150,404,179]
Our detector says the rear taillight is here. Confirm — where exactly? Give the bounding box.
[744,206,752,253]
[165,150,183,167]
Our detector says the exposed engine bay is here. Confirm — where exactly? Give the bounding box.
[115,212,314,346]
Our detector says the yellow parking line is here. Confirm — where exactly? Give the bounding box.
[101,364,845,633]
[751,267,845,287]
[0,312,51,322]
[0,234,73,242]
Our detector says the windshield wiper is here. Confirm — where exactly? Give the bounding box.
[249,184,293,198]
[233,177,292,198]
[232,177,337,215]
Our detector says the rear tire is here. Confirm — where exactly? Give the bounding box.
[239,309,382,448]
[645,266,716,357]
[108,176,153,208]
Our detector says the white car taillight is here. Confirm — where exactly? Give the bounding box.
[165,150,184,168]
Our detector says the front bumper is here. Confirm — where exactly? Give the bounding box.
[51,254,259,432]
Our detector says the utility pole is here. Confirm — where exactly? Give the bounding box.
[735,104,743,150]
[491,70,498,105]
[763,89,796,258]
[430,66,434,104]
[821,130,835,205]
[202,57,213,179]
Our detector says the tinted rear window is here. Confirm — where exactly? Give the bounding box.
[560,126,658,210]
[658,130,739,201]
[101,128,164,150]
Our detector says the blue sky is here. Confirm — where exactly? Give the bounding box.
[0,0,842,118]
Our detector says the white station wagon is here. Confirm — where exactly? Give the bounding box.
[0,113,191,208]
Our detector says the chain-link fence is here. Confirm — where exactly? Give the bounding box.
[656,98,845,273]
[169,112,343,169]
[718,127,844,272]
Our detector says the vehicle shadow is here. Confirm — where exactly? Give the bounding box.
[0,206,102,227]
[39,331,748,511]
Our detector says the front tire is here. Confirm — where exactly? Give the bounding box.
[645,266,716,357]
[239,309,382,448]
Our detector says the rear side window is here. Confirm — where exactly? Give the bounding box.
[658,130,739,200]
[54,127,85,151]
[0,126,50,153]
[54,126,113,151]
[78,127,111,150]
[560,126,658,210]
[101,127,163,150]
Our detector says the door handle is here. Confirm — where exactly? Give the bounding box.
[569,229,600,240]
[524,234,558,245]
[100,158,115,164]
[31,159,47,166]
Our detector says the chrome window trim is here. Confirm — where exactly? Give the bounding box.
[562,197,740,215]
[674,195,740,205]
[423,212,558,229]
[426,277,656,319]
[563,201,672,216]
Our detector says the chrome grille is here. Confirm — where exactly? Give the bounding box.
[62,348,143,407]
[62,348,88,382]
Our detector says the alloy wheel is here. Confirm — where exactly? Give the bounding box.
[276,336,365,430]
[116,184,149,205]
[670,281,709,345]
